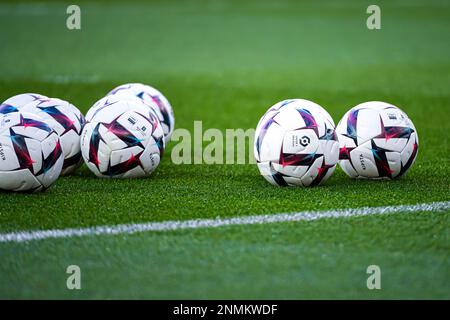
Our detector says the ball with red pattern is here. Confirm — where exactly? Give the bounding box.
[21,98,85,176]
[80,99,164,178]
[107,83,175,143]
[254,99,339,187]
[0,112,63,192]
[336,101,419,179]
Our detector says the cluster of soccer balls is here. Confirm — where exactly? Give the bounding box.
[0,83,174,192]
[254,99,419,187]
[81,83,174,179]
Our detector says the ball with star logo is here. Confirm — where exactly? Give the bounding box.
[254,99,339,187]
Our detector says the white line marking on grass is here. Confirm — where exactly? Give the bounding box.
[1,201,449,243]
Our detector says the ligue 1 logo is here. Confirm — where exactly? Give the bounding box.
[299,136,310,147]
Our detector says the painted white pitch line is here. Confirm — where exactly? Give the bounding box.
[1,201,449,243]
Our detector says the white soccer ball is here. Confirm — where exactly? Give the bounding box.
[107,83,175,143]
[21,98,86,175]
[0,112,63,192]
[80,99,165,178]
[336,101,419,179]
[1,93,47,114]
[254,99,339,187]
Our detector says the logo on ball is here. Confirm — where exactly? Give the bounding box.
[300,136,310,147]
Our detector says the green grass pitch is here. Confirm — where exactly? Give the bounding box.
[0,0,449,299]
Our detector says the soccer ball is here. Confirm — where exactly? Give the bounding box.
[0,112,63,192]
[254,99,339,187]
[336,101,419,179]
[21,98,86,175]
[80,99,165,178]
[1,93,47,114]
[107,83,175,143]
